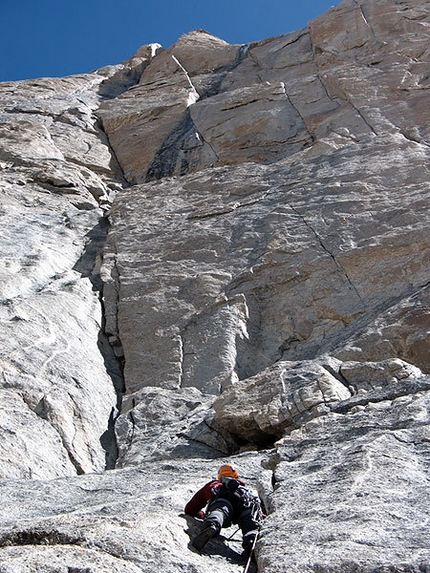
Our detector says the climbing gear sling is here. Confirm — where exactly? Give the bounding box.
[226,527,241,540]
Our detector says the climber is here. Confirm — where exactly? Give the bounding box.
[184,463,264,561]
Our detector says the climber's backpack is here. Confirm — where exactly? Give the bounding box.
[211,477,264,523]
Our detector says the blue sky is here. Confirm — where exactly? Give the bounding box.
[0,0,338,82]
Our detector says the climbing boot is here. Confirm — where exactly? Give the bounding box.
[192,523,219,550]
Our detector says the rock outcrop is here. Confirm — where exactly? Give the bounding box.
[0,0,429,571]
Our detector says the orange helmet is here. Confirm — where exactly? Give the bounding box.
[218,463,239,480]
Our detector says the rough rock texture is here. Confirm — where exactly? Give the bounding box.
[0,74,122,479]
[0,456,264,572]
[0,0,429,571]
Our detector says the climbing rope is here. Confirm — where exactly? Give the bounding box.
[242,530,259,573]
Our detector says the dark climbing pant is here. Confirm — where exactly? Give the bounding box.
[204,497,260,553]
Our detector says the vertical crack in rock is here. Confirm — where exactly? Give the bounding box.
[280,81,316,143]
[65,446,86,476]
[145,43,250,181]
[290,204,365,308]
[73,217,124,469]
[93,116,130,186]
[144,53,201,181]
[17,392,85,476]
[347,96,379,136]
[315,64,380,137]
[145,110,205,181]
[199,43,250,100]
[99,249,126,468]
[307,11,380,138]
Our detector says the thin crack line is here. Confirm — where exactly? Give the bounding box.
[290,205,365,305]
[307,13,379,137]
[280,82,315,142]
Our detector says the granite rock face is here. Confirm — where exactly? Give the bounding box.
[0,74,124,479]
[0,0,429,571]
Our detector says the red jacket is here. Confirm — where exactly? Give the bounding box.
[184,480,220,519]
[184,478,246,519]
